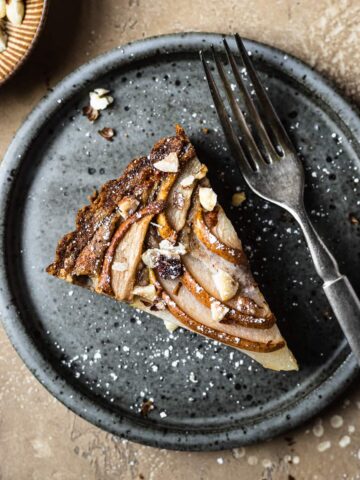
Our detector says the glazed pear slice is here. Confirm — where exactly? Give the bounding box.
[158,276,284,350]
[47,125,298,371]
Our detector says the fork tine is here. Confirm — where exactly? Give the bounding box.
[199,51,253,176]
[234,33,293,152]
[211,46,263,170]
[223,39,278,161]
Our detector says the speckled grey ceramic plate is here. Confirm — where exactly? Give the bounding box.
[0,33,359,451]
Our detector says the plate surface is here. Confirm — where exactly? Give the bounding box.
[0,33,359,451]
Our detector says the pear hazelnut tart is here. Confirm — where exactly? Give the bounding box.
[47,125,298,371]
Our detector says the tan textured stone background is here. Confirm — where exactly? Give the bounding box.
[0,1,360,479]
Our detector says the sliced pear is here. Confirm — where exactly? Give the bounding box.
[161,289,284,353]
[97,201,165,296]
[110,216,153,300]
[166,156,202,232]
[181,269,275,329]
[246,347,298,371]
[138,289,297,371]
[193,208,246,265]
[158,275,284,350]
[208,206,242,250]
[73,212,119,276]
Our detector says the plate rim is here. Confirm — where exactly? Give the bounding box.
[0,32,359,451]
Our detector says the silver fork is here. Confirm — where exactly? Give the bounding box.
[200,34,360,364]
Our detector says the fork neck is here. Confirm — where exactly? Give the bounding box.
[290,204,341,285]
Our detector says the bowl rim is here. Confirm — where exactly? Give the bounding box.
[0,0,50,87]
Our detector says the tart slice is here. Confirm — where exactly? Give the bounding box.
[47,126,298,371]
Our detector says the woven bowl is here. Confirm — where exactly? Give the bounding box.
[0,0,48,85]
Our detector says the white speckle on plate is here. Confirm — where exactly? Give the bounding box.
[317,441,331,452]
[313,419,324,437]
[232,447,245,459]
[330,415,343,428]
[339,435,351,448]
[93,351,101,361]
[247,455,258,466]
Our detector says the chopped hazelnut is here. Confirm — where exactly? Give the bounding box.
[153,152,179,173]
[212,270,238,301]
[118,196,139,218]
[199,187,217,211]
[180,175,195,187]
[142,249,160,269]
[6,0,24,25]
[98,127,116,141]
[163,320,179,333]
[210,300,229,321]
[132,284,157,302]
[140,399,154,416]
[158,239,186,255]
[82,105,99,122]
[349,213,359,225]
[194,164,208,180]
[232,191,246,207]
[89,89,114,111]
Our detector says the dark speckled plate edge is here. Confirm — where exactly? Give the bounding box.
[0,32,359,451]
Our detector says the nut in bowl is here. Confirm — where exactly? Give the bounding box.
[0,0,48,85]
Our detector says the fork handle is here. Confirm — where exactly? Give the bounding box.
[293,206,360,363]
[324,276,360,362]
